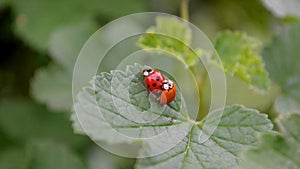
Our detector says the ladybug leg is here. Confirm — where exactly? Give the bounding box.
[156,96,160,101]
[156,90,163,101]
[135,81,142,86]
[169,118,174,124]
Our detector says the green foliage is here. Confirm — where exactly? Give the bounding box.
[12,0,146,51]
[263,22,300,114]
[239,113,300,169]
[214,31,269,91]
[0,148,26,169]
[0,99,88,149]
[73,63,189,144]
[136,105,272,169]
[26,140,88,169]
[31,22,97,112]
[31,64,72,111]
[0,99,90,169]
[73,63,273,169]
[138,16,200,66]
[0,141,88,169]
[2,1,300,168]
[87,146,136,169]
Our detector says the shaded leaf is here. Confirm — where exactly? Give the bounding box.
[31,22,97,111]
[0,98,88,149]
[0,148,26,169]
[49,21,98,70]
[31,64,72,111]
[86,146,135,169]
[263,22,300,114]
[25,140,87,169]
[12,0,146,51]
[239,113,300,169]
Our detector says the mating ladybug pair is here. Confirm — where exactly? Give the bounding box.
[142,69,177,104]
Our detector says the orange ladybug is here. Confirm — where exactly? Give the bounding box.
[159,80,176,104]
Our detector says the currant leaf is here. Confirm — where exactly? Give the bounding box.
[72,63,273,168]
[263,22,300,114]
[138,16,200,66]
[136,105,272,169]
[214,31,270,92]
[13,0,146,51]
[239,113,300,169]
[31,22,97,111]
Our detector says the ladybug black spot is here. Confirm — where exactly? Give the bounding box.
[147,84,150,88]
[156,78,159,81]
[152,83,157,87]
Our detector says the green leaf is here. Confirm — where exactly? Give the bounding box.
[214,31,270,91]
[49,21,98,71]
[0,148,26,169]
[0,140,87,169]
[263,22,300,114]
[31,64,72,111]
[138,16,199,66]
[73,63,189,144]
[87,146,135,169]
[12,0,146,51]
[25,140,87,169]
[136,105,272,169]
[239,113,300,169]
[72,63,273,168]
[0,98,88,149]
[31,22,97,111]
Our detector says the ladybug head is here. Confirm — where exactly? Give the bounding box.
[142,69,154,76]
[162,80,174,90]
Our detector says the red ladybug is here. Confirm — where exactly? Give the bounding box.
[142,69,165,95]
[159,80,176,104]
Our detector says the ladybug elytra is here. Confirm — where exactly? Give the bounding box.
[159,79,177,104]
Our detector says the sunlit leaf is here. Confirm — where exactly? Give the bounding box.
[138,16,200,66]
[214,31,270,91]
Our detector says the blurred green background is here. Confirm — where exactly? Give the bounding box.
[0,0,295,168]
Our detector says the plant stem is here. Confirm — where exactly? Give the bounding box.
[198,69,208,120]
[190,64,209,121]
[181,0,189,21]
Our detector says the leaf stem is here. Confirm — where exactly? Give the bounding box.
[181,0,189,21]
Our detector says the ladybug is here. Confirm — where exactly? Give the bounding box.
[159,80,177,104]
[142,69,165,95]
